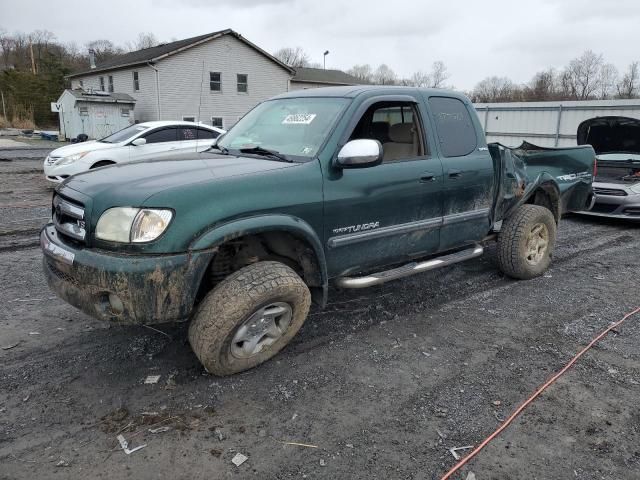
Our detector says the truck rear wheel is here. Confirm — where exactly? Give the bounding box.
[188,261,311,376]
[497,204,556,280]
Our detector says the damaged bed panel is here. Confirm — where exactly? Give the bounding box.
[489,141,596,223]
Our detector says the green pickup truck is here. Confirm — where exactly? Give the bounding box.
[42,86,596,375]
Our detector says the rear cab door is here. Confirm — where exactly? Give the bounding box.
[423,94,495,250]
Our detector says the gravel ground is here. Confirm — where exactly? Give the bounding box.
[1,151,639,480]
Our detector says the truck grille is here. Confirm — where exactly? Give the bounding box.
[53,194,86,244]
[593,187,627,197]
[47,260,79,286]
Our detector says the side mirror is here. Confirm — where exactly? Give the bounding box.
[336,139,383,169]
[131,137,146,146]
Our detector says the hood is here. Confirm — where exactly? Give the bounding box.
[577,116,640,156]
[58,152,296,206]
[49,140,115,157]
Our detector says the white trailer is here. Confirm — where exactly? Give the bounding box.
[55,89,136,141]
[474,99,640,148]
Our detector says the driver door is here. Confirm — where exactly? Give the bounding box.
[323,98,444,278]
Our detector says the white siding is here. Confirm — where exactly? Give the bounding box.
[70,35,291,127]
[71,66,158,122]
[155,35,290,129]
[55,90,135,140]
[474,99,640,147]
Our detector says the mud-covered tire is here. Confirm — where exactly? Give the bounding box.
[497,204,556,280]
[188,261,311,376]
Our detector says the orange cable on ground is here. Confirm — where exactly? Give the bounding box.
[440,305,640,480]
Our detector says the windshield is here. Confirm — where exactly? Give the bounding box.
[217,97,349,160]
[99,124,149,143]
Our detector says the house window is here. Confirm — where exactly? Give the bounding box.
[79,106,89,116]
[237,74,248,93]
[182,116,196,122]
[210,72,221,91]
[211,117,223,129]
[121,108,130,117]
[133,71,140,91]
[79,80,84,88]
[99,77,105,91]
[108,76,114,93]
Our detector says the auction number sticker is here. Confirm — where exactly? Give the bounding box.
[282,113,316,125]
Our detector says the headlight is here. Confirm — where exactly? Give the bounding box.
[56,152,89,166]
[95,208,173,243]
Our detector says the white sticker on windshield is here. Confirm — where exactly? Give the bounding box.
[282,113,316,125]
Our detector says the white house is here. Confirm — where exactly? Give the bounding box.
[67,29,361,131]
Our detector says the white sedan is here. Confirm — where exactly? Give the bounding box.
[44,121,225,183]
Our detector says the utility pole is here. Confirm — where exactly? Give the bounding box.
[29,42,36,74]
[0,89,6,120]
[323,50,329,70]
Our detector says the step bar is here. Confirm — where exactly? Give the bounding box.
[335,244,484,289]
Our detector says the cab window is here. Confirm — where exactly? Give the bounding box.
[428,97,477,157]
[348,101,426,162]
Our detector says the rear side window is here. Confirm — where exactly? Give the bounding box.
[428,97,476,157]
[144,128,177,144]
[196,128,218,139]
[178,127,197,140]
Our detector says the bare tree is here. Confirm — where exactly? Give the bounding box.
[561,50,604,100]
[471,76,520,103]
[273,47,310,68]
[429,60,449,88]
[373,64,396,85]
[85,39,122,64]
[134,32,159,51]
[524,69,558,101]
[410,70,430,87]
[347,64,373,83]
[616,61,640,99]
[0,28,13,70]
[598,63,618,99]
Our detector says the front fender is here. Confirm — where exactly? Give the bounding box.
[189,214,328,306]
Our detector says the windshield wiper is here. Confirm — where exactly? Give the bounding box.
[239,146,291,162]
[208,144,230,155]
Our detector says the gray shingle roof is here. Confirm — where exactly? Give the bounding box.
[68,29,293,78]
[66,89,136,103]
[291,67,362,86]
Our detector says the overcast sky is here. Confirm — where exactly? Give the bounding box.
[2,0,639,90]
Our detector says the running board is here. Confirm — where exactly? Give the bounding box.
[335,244,484,289]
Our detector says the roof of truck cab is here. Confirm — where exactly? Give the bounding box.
[273,85,470,101]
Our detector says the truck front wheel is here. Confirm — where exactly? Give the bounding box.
[497,204,556,280]
[188,261,311,376]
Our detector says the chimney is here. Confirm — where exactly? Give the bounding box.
[88,49,96,69]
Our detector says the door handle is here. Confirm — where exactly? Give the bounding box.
[420,172,436,182]
[448,169,462,178]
